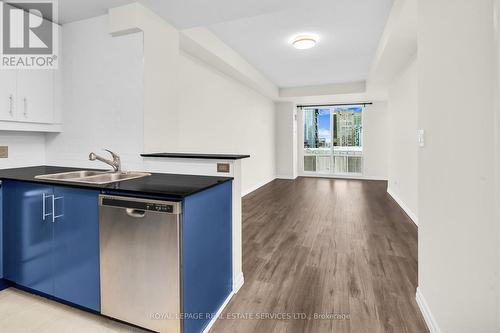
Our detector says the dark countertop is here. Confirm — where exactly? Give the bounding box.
[0,166,232,199]
[141,153,250,160]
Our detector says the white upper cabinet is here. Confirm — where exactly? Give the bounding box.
[0,15,61,131]
[17,69,55,124]
[0,70,17,121]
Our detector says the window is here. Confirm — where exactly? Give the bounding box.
[302,105,363,175]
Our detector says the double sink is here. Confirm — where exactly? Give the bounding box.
[35,170,151,185]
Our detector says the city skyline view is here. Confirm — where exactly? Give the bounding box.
[303,106,364,175]
[304,106,363,149]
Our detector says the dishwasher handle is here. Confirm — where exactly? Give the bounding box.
[125,208,146,218]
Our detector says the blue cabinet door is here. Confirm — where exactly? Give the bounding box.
[182,181,232,333]
[0,183,5,290]
[3,181,54,295]
[52,186,100,311]
[0,182,3,280]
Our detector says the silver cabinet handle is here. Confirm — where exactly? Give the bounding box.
[23,97,27,117]
[52,196,64,222]
[42,193,52,221]
[42,194,63,222]
[8,94,13,116]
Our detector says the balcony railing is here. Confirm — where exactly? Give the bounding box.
[304,147,363,174]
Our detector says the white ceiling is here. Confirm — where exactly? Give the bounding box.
[52,0,303,27]
[50,0,393,88]
[208,0,394,88]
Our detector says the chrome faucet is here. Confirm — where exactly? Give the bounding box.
[89,149,121,172]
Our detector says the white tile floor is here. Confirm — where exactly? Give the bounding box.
[0,288,148,333]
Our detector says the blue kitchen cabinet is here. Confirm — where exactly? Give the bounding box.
[2,181,100,311]
[52,186,100,311]
[182,180,232,333]
[0,183,2,283]
[2,175,233,332]
[3,181,54,295]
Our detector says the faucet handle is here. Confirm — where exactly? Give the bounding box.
[103,149,120,161]
[88,150,122,173]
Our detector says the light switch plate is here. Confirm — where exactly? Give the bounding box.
[418,130,425,147]
[0,146,8,158]
[217,163,230,173]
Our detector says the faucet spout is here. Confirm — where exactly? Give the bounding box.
[89,149,121,172]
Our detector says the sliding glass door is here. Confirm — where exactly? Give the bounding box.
[302,105,363,175]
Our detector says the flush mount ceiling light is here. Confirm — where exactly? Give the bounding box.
[291,34,318,50]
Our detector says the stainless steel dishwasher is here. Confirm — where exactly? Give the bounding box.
[99,195,182,333]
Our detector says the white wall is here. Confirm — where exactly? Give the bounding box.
[45,14,276,195]
[387,57,418,222]
[275,102,296,179]
[495,2,500,328]
[362,102,388,179]
[0,132,46,169]
[109,3,180,153]
[418,1,499,332]
[176,52,276,192]
[45,15,144,170]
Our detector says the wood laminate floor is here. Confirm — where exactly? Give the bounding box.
[210,177,429,333]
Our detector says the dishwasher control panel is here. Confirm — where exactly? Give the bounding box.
[100,196,181,214]
[146,203,174,213]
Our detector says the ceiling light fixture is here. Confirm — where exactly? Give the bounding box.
[291,34,318,50]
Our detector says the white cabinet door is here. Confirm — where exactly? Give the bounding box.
[0,70,17,121]
[17,69,54,124]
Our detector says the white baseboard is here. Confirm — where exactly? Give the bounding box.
[387,187,418,226]
[241,176,276,197]
[201,290,234,333]
[200,273,244,333]
[275,174,297,180]
[359,175,388,181]
[299,172,387,181]
[233,272,244,293]
[416,287,442,333]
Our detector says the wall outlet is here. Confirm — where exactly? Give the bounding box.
[217,163,230,173]
[418,130,425,147]
[0,146,8,158]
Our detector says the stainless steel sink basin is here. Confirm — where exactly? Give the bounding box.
[35,171,151,185]
[75,172,151,185]
[35,170,107,180]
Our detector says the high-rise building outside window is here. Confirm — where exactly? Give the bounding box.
[302,106,363,175]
